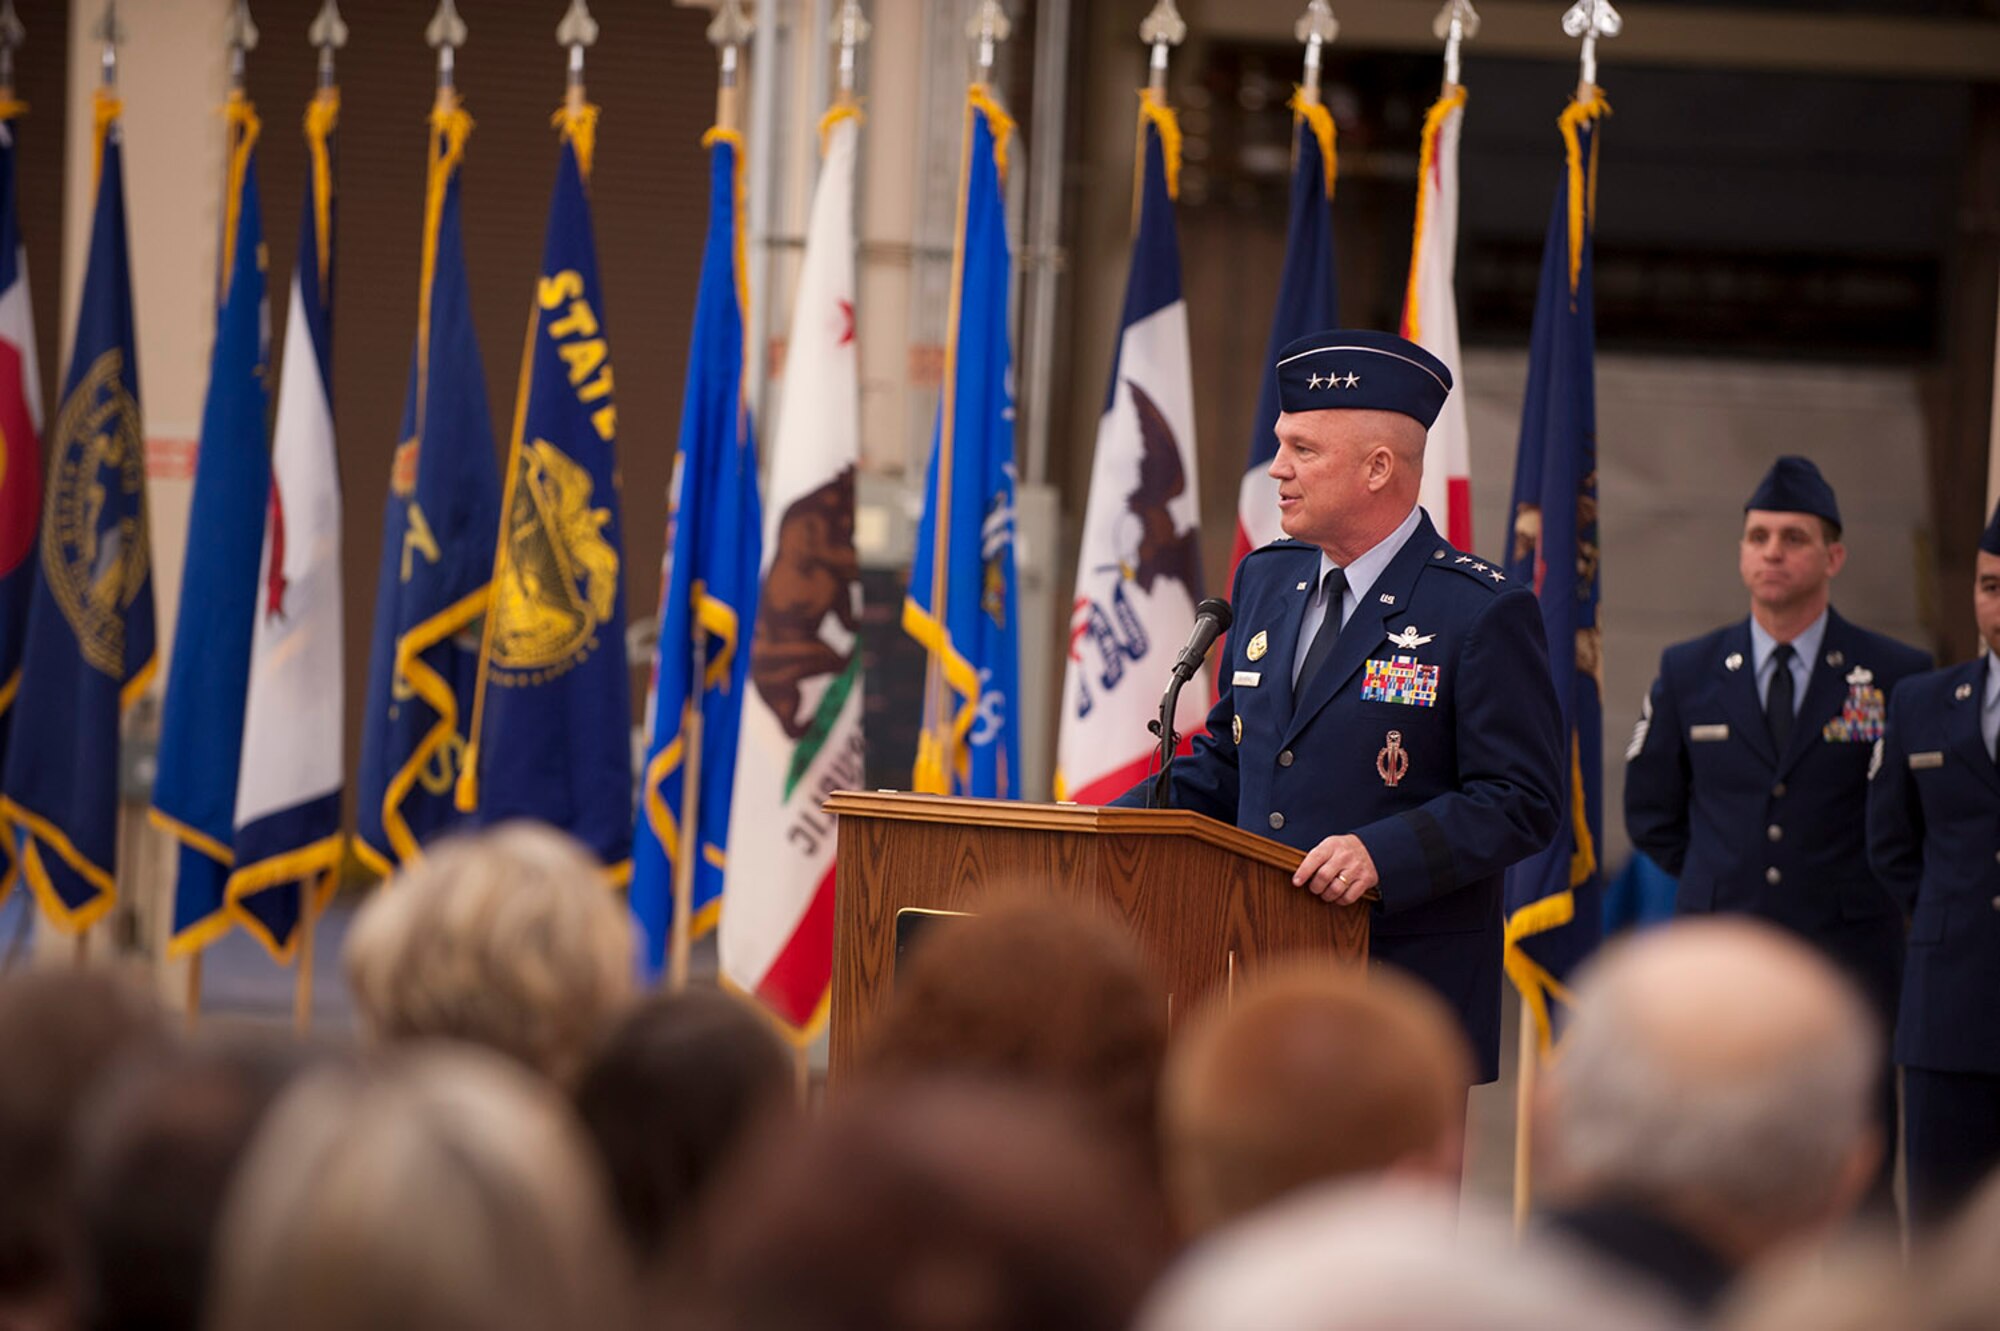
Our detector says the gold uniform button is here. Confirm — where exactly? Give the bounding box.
[1772,783,1787,798]
[1765,867,1782,886]
[1269,812,1285,831]
[1767,824,1783,842]
[1278,750,1294,767]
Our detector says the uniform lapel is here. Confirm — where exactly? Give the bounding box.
[1776,610,1850,778]
[1244,546,1318,721]
[1282,514,1440,746]
[1946,656,2000,795]
[1715,620,1778,769]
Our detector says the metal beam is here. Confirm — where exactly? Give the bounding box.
[1187,0,2000,82]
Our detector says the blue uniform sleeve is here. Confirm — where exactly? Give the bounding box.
[1107,568,1245,820]
[1624,657,1691,877]
[1866,686,1924,912]
[1353,587,1564,912]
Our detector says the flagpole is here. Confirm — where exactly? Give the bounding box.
[1434,0,1478,92]
[0,0,21,100]
[1294,0,1338,107]
[1141,1,1182,100]
[427,0,464,114]
[1514,0,1619,1234]
[669,0,752,993]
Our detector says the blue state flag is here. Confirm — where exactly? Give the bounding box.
[459,106,630,871]
[355,96,501,875]
[1503,89,1610,1050]
[0,91,156,932]
[153,94,272,955]
[631,128,762,979]
[1231,95,1339,576]
[904,87,1019,799]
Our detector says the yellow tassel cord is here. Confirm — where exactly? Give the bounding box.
[219,92,263,304]
[818,101,863,158]
[1287,90,1337,201]
[304,88,340,301]
[417,92,474,426]
[1559,86,1610,298]
[1130,88,1183,234]
[555,99,601,181]
[0,98,27,123]
[1504,737,1595,1055]
[91,89,121,190]
[700,126,752,397]
[967,83,1016,185]
[1401,84,1468,344]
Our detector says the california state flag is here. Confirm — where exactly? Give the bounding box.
[1402,83,1473,549]
[721,109,864,1038]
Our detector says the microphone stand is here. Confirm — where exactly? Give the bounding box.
[1150,675,1186,809]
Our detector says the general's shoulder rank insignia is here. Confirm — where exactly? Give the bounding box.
[1246,630,1268,662]
[1361,654,1440,707]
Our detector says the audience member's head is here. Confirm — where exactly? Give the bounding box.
[701,1079,1168,1331]
[344,821,635,1084]
[1718,1234,1908,1331]
[1160,961,1471,1235]
[207,1046,630,1331]
[73,1034,320,1331]
[574,988,793,1266]
[1536,919,1880,1269]
[1909,1166,2000,1331]
[1137,1182,1681,1331]
[862,904,1167,1175]
[0,968,164,1327]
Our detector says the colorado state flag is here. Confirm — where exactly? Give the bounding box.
[1503,88,1610,1051]
[630,127,762,979]
[153,92,272,956]
[459,104,630,871]
[0,98,44,904]
[355,94,501,874]
[0,91,155,932]
[904,86,1019,799]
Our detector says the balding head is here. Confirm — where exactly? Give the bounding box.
[1537,920,1880,1259]
[1161,962,1471,1235]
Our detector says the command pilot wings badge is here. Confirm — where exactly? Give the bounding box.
[1385,625,1435,652]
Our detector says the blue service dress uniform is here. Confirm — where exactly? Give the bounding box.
[1116,512,1566,1083]
[1867,656,2000,1225]
[1624,610,1931,1022]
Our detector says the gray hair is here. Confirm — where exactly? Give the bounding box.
[1138,1182,1683,1331]
[1542,925,1879,1231]
[345,821,635,1085]
[207,1047,630,1331]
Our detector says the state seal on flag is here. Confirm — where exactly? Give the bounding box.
[44,349,149,678]
[490,438,618,680]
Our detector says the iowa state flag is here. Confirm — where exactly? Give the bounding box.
[631,127,763,980]
[0,98,44,904]
[229,87,345,961]
[355,95,501,875]
[905,87,1019,799]
[1403,83,1473,550]
[0,91,155,933]
[459,104,630,870]
[1232,95,1339,578]
[153,93,272,956]
[721,106,864,1036]
[1057,91,1205,806]
[1503,88,1609,1051]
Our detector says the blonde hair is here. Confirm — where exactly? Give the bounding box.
[345,822,635,1084]
[207,1048,630,1331]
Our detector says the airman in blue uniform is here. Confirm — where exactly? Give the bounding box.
[1624,456,1931,1205]
[1115,330,1566,1083]
[1867,498,2000,1227]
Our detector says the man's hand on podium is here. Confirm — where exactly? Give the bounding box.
[1293,834,1378,906]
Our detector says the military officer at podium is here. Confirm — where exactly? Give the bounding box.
[1115,329,1565,1084]
[1867,499,2000,1227]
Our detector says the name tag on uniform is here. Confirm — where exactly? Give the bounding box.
[1233,671,1262,688]
[1908,751,1945,770]
[1689,724,1730,742]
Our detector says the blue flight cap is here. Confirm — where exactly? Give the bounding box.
[1745,455,1842,534]
[1275,330,1453,429]
[1983,497,2000,557]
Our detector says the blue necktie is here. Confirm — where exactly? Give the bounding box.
[1767,642,1796,756]
[1295,567,1350,696]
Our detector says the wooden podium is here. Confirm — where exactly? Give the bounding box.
[823,792,1370,1078]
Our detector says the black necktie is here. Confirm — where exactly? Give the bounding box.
[1766,642,1796,756]
[1295,567,1350,695]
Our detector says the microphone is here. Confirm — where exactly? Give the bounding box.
[1170,598,1234,683]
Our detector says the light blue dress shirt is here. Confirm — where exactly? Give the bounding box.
[1291,504,1425,686]
[1983,652,2000,760]
[1749,610,1827,716]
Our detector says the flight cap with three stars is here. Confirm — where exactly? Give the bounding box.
[1274,329,1453,429]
